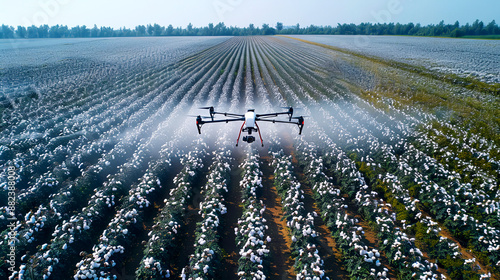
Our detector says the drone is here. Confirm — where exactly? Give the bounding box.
[195,107,305,146]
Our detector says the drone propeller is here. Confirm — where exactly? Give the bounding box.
[188,115,212,119]
[280,106,303,110]
[198,106,215,121]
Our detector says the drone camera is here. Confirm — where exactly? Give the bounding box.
[243,136,255,143]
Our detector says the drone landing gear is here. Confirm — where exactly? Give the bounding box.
[255,122,264,147]
[236,121,245,147]
[236,122,264,147]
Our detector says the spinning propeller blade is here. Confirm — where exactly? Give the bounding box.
[199,106,215,121]
[188,115,211,119]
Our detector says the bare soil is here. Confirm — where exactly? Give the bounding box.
[260,151,296,279]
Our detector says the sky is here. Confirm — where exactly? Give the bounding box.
[1,0,499,29]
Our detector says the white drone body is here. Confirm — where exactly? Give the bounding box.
[244,110,256,130]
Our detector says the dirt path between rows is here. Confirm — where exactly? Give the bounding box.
[219,147,244,278]
[260,150,296,279]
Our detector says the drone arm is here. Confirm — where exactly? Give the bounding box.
[196,117,245,134]
[256,119,299,124]
[257,108,294,120]
[257,117,305,135]
[201,118,245,124]
[200,107,244,120]
[213,112,245,118]
[256,112,289,118]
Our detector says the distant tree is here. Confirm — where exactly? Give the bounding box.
[79,25,90,37]
[153,23,163,36]
[27,25,38,38]
[450,28,463,37]
[146,24,154,36]
[261,23,276,35]
[186,23,193,35]
[215,22,227,35]
[119,27,133,37]
[166,24,174,35]
[1,25,15,39]
[135,25,146,36]
[276,22,283,32]
[60,25,69,37]
[261,23,269,35]
[91,24,99,37]
[206,23,214,36]
[472,19,484,35]
[248,24,255,35]
[38,25,49,38]
[404,22,414,35]
[16,26,27,38]
[1,20,499,39]
[49,25,62,38]
[434,20,445,36]
[410,23,421,35]
[99,26,114,37]
[486,20,498,35]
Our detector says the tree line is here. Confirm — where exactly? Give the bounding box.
[0,20,498,39]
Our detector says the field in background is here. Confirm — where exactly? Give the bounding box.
[0,36,499,279]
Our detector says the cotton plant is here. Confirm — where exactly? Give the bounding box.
[269,146,326,279]
[298,127,445,277]
[234,147,270,279]
[314,108,490,274]
[7,92,182,275]
[316,95,498,274]
[295,138,388,279]
[188,147,231,279]
[73,169,164,279]
[136,143,207,279]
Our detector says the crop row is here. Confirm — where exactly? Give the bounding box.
[235,147,269,279]
[268,138,326,279]
[251,36,496,277]
[186,139,232,279]
[135,141,207,279]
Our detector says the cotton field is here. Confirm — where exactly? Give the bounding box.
[0,36,498,279]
